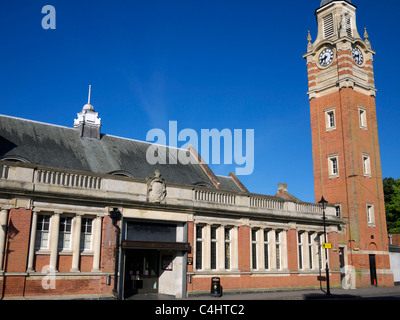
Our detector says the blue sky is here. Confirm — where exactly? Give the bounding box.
[0,0,399,203]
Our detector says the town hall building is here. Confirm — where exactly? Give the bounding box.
[0,0,394,299]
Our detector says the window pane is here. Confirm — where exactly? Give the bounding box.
[329,112,335,127]
[196,226,202,239]
[264,243,269,269]
[276,231,281,270]
[264,230,269,242]
[36,215,50,250]
[80,218,93,251]
[225,242,230,269]
[298,232,303,270]
[211,226,217,240]
[59,217,72,250]
[196,241,202,269]
[196,225,203,270]
[252,230,257,241]
[276,245,281,270]
[252,243,257,269]
[211,242,217,270]
[225,228,230,241]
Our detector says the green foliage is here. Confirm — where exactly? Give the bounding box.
[383,178,400,233]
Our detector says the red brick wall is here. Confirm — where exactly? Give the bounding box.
[1,212,114,298]
[287,229,298,272]
[390,234,400,247]
[100,215,116,273]
[3,208,32,273]
[238,226,250,272]
[187,226,342,295]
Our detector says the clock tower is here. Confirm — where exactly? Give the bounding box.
[304,0,394,287]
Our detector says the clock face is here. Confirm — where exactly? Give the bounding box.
[352,47,364,65]
[319,48,334,67]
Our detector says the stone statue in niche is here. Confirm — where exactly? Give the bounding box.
[146,169,167,203]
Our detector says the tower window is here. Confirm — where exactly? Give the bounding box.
[359,107,367,129]
[345,14,352,37]
[367,204,375,226]
[323,14,334,38]
[362,153,371,177]
[327,154,339,178]
[335,205,341,218]
[325,107,336,131]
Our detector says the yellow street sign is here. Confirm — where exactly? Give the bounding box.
[322,243,332,249]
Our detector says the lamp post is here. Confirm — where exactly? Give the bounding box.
[109,208,122,300]
[318,196,331,295]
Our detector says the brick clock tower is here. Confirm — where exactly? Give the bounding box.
[304,0,393,287]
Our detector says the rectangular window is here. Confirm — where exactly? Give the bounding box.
[35,215,50,250]
[331,158,338,175]
[335,205,341,218]
[224,227,231,270]
[327,154,339,178]
[211,226,218,270]
[367,204,375,226]
[308,233,314,270]
[362,153,371,177]
[298,232,304,270]
[276,231,281,270]
[324,107,336,131]
[328,112,335,128]
[58,216,72,251]
[359,107,367,129]
[251,229,257,270]
[80,217,93,252]
[264,230,270,270]
[195,225,204,270]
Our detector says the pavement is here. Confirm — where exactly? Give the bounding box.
[127,285,400,300]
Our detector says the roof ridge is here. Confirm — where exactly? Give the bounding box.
[0,114,74,131]
[0,114,191,153]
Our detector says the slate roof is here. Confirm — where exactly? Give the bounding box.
[0,114,246,192]
[320,0,352,7]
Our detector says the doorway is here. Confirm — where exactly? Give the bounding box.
[124,250,160,298]
[369,254,377,286]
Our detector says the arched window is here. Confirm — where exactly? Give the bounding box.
[108,170,134,178]
[0,156,31,163]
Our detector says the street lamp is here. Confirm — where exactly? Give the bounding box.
[318,196,331,295]
[109,208,122,299]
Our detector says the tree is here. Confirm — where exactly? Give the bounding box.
[383,178,400,234]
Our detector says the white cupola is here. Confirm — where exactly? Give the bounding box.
[74,85,101,139]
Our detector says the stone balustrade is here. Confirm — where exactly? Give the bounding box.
[0,162,338,220]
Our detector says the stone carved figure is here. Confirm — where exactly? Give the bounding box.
[146,169,167,203]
